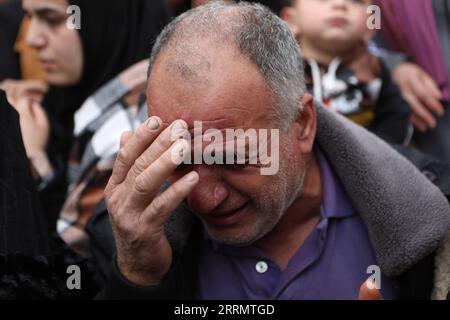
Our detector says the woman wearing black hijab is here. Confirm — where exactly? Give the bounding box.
[18,0,171,227]
[0,0,170,298]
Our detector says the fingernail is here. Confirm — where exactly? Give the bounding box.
[147,117,159,130]
[172,120,186,135]
[185,171,199,183]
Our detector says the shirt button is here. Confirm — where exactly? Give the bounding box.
[255,261,268,274]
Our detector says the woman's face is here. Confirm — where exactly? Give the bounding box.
[23,0,83,86]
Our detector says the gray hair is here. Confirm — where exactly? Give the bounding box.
[148,1,306,130]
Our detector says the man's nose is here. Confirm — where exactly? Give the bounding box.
[186,166,229,215]
[26,17,48,50]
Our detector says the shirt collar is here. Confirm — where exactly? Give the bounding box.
[316,146,356,219]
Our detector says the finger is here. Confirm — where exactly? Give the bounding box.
[404,93,437,129]
[128,138,190,207]
[6,94,21,111]
[422,95,445,117]
[410,72,445,116]
[14,97,33,115]
[358,278,383,300]
[411,114,427,133]
[25,91,46,104]
[1,85,15,105]
[120,131,134,148]
[10,83,20,104]
[414,74,445,115]
[420,77,445,116]
[20,80,48,95]
[30,101,50,130]
[109,116,164,186]
[8,81,47,104]
[124,119,188,184]
[0,80,7,91]
[421,73,443,100]
[143,170,199,226]
[105,130,143,199]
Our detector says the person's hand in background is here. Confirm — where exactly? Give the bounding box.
[392,62,445,133]
[0,79,48,106]
[0,80,52,180]
[12,97,50,161]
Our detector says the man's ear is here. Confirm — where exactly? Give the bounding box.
[293,93,316,153]
[280,7,301,38]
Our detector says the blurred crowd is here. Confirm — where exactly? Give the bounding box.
[0,0,450,299]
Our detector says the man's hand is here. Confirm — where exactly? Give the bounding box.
[104,117,199,286]
[358,278,383,300]
[392,62,445,133]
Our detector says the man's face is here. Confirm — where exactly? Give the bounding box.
[147,44,309,246]
[23,0,83,86]
[287,0,372,51]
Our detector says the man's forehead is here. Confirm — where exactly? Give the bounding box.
[147,51,273,131]
[149,101,258,132]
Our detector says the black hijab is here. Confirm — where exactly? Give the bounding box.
[45,0,170,127]
[67,0,170,107]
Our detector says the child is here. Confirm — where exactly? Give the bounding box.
[280,0,412,145]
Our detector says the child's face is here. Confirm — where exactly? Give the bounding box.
[286,0,372,53]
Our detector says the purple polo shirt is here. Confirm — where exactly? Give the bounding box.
[196,149,397,300]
